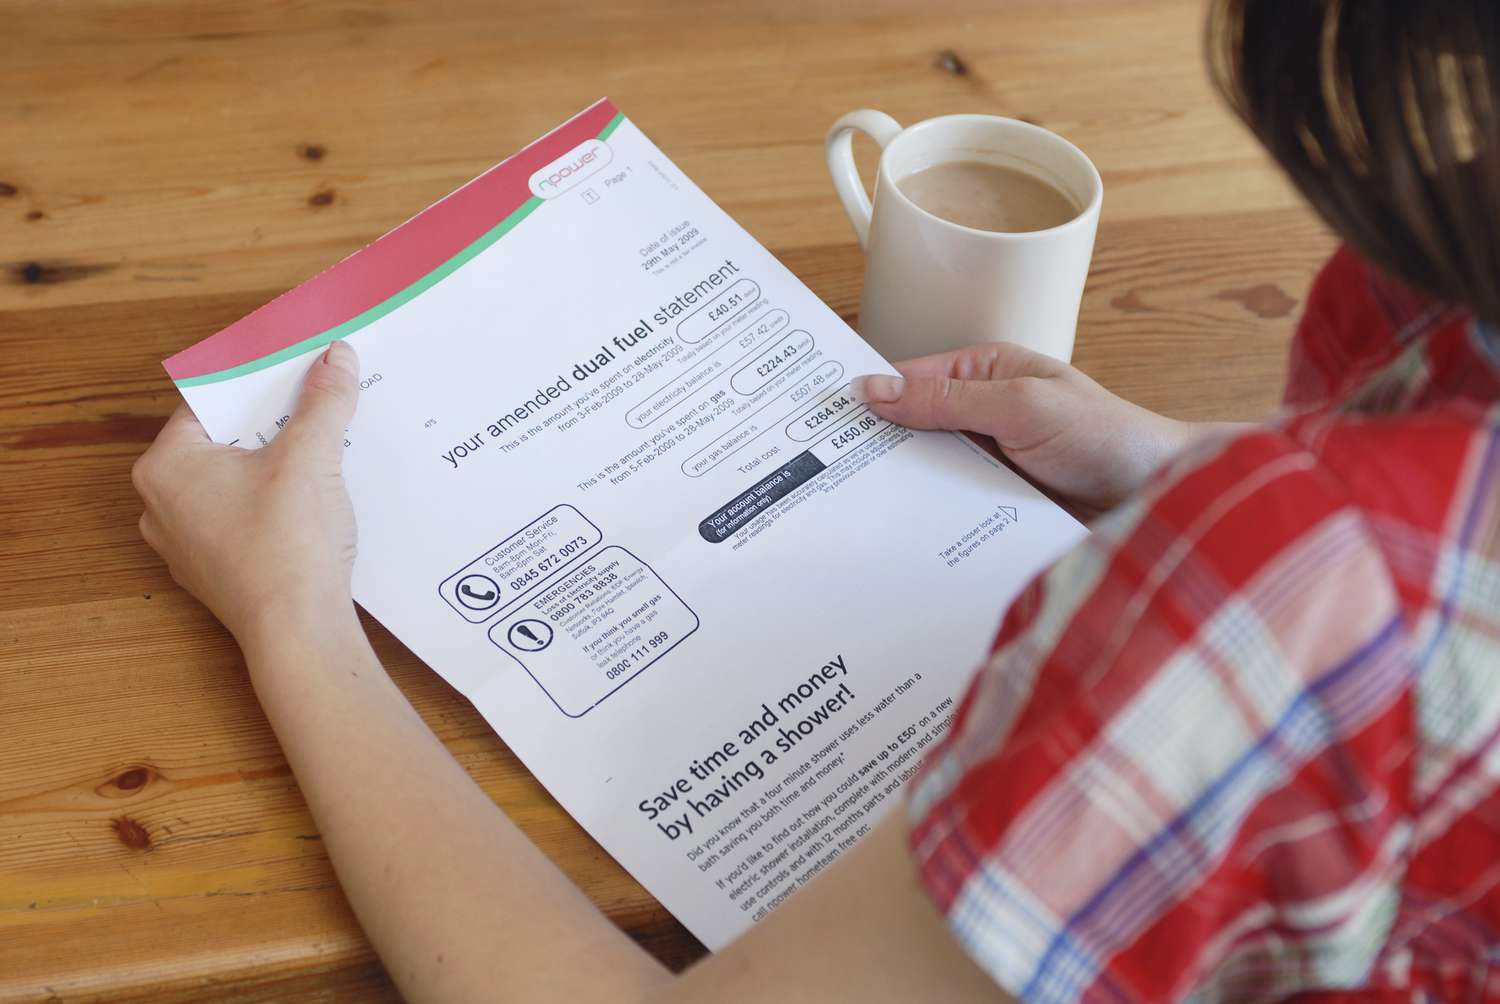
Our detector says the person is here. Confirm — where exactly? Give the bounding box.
[132,1,1500,1000]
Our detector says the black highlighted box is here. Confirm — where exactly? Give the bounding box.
[697,402,895,543]
[697,451,826,542]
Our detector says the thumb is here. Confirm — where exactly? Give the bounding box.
[852,372,1014,438]
[278,341,359,461]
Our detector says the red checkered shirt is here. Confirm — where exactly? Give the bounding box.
[908,247,1500,1003]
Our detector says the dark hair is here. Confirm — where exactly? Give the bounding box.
[1209,1,1500,323]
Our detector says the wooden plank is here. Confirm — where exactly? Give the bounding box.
[0,0,1333,997]
[0,594,704,1000]
[2,0,1299,311]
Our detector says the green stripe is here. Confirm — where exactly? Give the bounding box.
[177,110,628,388]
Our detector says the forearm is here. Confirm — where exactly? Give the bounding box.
[1067,409,1252,518]
[1136,417,1252,486]
[1187,420,1253,444]
[240,603,670,1003]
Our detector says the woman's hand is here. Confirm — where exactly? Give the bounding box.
[133,341,361,646]
[135,343,679,1004]
[853,342,1202,514]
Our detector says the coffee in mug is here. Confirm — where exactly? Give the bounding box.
[895,160,1080,234]
[825,110,1102,363]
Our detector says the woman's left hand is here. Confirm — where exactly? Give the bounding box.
[133,341,362,646]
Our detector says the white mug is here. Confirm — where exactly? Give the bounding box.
[826,110,1102,363]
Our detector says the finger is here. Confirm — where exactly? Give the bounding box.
[153,403,212,447]
[892,341,1064,383]
[277,341,359,462]
[854,373,1021,439]
[138,511,162,553]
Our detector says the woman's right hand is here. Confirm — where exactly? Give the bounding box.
[852,342,1202,514]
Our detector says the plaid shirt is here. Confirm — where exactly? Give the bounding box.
[909,247,1500,1003]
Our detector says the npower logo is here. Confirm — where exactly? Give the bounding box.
[528,139,613,199]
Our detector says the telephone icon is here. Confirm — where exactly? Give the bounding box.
[454,574,501,611]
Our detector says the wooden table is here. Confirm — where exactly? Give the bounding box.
[0,0,1334,998]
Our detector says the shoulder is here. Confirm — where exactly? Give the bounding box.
[1119,404,1492,640]
[1014,420,1410,697]
[907,420,1435,1001]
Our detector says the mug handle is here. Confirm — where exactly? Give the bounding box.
[825,110,903,248]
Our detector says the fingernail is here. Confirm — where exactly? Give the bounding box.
[851,374,903,403]
[322,340,357,374]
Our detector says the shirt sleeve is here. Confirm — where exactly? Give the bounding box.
[907,426,1416,1003]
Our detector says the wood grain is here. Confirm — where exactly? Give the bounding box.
[0,0,1335,999]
